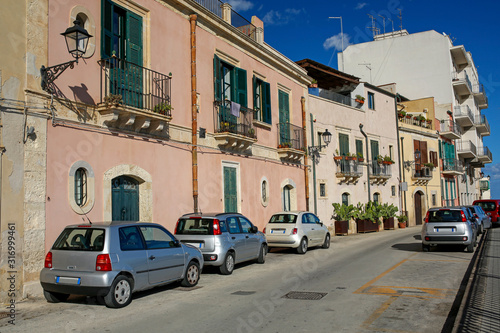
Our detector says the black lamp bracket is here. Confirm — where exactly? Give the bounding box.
[40,60,76,94]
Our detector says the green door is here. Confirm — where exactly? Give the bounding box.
[278,90,290,146]
[112,176,139,221]
[224,167,237,213]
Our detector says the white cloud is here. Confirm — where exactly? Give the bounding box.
[355,2,368,10]
[227,0,254,12]
[483,163,500,180]
[262,8,304,25]
[323,33,351,51]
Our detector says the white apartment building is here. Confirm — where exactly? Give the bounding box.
[339,30,491,205]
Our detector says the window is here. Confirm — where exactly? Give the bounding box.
[239,217,253,233]
[368,92,375,109]
[139,226,177,249]
[214,55,247,106]
[319,183,326,197]
[430,151,438,167]
[75,168,87,207]
[432,194,437,206]
[342,192,350,206]
[373,192,380,203]
[261,178,269,207]
[389,145,394,161]
[227,217,242,233]
[283,185,291,211]
[253,76,271,124]
[119,226,145,251]
[356,139,363,159]
[391,185,396,197]
[278,90,290,146]
[339,133,349,156]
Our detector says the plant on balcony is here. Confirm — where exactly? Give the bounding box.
[377,155,384,164]
[398,110,406,118]
[248,128,255,137]
[153,102,173,115]
[309,79,318,88]
[220,121,230,132]
[383,155,394,164]
[355,94,365,104]
[424,162,435,170]
[346,152,357,161]
[279,142,291,148]
[334,149,344,161]
[357,152,364,162]
[103,94,123,107]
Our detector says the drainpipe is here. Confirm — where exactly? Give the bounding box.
[394,95,403,214]
[359,123,370,202]
[400,137,407,216]
[310,113,317,214]
[302,97,309,211]
[190,14,199,213]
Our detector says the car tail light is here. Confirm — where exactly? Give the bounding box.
[174,219,180,234]
[462,236,468,241]
[425,236,430,241]
[292,228,298,235]
[96,254,112,271]
[461,211,467,222]
[213,219,222,235]
[44,252,53,268]
[424,211,430,223]
[263,227,266,233]
[474,214,478,219]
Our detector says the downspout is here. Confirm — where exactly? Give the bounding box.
[359,123,371,202]
[394,95,403,214]
[400,137,407,215]
[310,113,317,214]
[301,97,309,211]
[190,14,199,213]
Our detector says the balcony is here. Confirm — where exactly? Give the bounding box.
[370,162,391,184]
[335,158,363,183]
[472,83,488,109]
[439,119,462,140]
[479,180,490,191]
[456,140,477,159]
[453,105,474,127]
[97,57,172,134]
[474,114,490,136]
[214,100,257,153]
[450,45,469,69]
[477,146,492,164]
[441,158,464,175]
[398,114,433,130]
[276,122,306,162]
[452,70,472,97]
[411,165,433,185]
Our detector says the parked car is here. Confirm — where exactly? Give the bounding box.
[421,207,477,252]
[40,222,203,308]
[472,199,500,224]
[465,205,492,234]
[174,213,267,275]
[264,211,330,254]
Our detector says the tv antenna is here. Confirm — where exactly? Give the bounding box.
[387,17,395,33]
[358,63,372,83]
[398,9,403,30]
[367,14,379,37]
[378,15,386,34]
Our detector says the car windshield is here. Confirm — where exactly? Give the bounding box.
[52,228,105,251]
[269,214,297,223]
[475,202,496,211]
[428,210,463,222]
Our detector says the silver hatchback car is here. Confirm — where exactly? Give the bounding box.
[421,207,477,252]
[40,222,203,308]
[174,213,267,275]
[264,211,330,254]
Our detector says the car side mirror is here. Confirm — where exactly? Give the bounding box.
[173,239,181,247]
[250,226,258,233]
[318,221,323,226]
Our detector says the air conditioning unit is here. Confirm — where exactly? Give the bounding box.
[422,167,432,177]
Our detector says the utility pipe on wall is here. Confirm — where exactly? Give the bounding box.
[301,97,309,211]
[190,14,199,213]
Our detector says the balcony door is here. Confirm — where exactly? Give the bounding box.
[278,90,290,146]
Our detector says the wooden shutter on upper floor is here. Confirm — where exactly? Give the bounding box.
[234,67,247,107]
[420,141,428,164]
[126,11,143,66]
[430,151,438,167]
[262,81,271,124]
[102,0,114,59]
[339,134,349,156]
[213,55,222,101]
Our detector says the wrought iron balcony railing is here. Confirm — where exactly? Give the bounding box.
[474,114,490,133]
[412,165,433,179]
[453,105,473,121]
[442,158,464,173]
[371,161,392,177]
[277,122,304,151]
[336,158,363,177]
[398,115,433,129]
[214,100,256,139]
[477,146,492,160]
[456,140,477,156]
[99,57,172,115]
[439,119,462,136]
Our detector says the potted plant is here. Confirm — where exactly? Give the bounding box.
[424,162,435,171]
[354,202,381,233]
[357,152,364,162]
[309,79,318,88]
[396,214,408,228]
[381,203,398,230]
[334,149,344,161]
[382,155,394,165]
[355,95,365,104]
[248,128,255,137]
[377,155,384,164]
[103,94,123,107]
[405,113,412,119]
[153,102,173,115]
[332,203,355,236]
[346,152,357,161]
[398,110,406,118]
[309,79,319,96]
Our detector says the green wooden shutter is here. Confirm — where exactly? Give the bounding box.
[224,167,237,213]
[252,75,258,119]
[235,67,247,107]
[263,81,271,124]
[126,11,143,66]
[356,139,363,157]
[370,140,379,161]
[213,55,222,101]
[339,134,349,156]
[101,0,114,59]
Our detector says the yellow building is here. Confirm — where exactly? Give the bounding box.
[398,97,442,226]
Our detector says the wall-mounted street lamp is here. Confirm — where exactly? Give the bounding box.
[308,129,332,156]
[40,20,93,94]
[403,149,421,170]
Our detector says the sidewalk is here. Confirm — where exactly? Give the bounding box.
[453,226,500,332]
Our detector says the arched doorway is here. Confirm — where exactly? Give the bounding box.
[414,191,423,225]
[112,176,139,221]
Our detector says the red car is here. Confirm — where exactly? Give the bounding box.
[472,199,500,224]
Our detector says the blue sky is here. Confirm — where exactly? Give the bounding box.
[229,0,500,198]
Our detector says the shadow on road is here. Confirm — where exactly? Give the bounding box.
[391,242,421,252]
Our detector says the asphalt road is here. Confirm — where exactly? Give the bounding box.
[1,227,476,333]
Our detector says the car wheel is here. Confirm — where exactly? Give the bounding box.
[219,252,235,275]
[104,275,133,308]
[422,244,430,252]
[296,237,308,254]
[181,261,200,287]
[466,243,474,253]
[322,234,331,249]
[256,244,267,264]
[43,290,69,303]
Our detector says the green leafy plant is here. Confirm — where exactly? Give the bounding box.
[332,203,356,222]
[383,155,395,163]
[380,203,398,219]
[396,215,408,223]
[355,94,365,101]
[357,152,364,159]
[153,102,173,115]
[424,162,435,170]
[103,94,123,107]
[353,202,382,224]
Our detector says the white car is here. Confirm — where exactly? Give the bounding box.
[264,211,330,254]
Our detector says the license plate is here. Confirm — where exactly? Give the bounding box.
[436,228,455,232]
[56,276,81,285]
[187,242,202,248]
[271,229,285,234]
